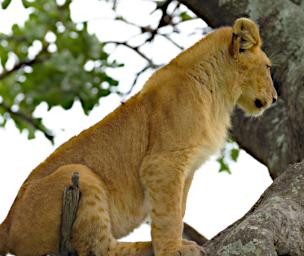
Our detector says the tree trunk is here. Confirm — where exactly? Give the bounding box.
[179,0,304,179]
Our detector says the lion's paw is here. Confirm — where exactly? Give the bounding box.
[158,240,206,256]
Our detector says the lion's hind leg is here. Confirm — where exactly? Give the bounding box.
[6,163,152,256]
[72,182,153,256]
[62,165,113,256]
[66,165,153,256]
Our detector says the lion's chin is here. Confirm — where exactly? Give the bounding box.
[237,104,265,117]
[246,109,265,117]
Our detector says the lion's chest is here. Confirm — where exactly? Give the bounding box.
[190,118,229,172]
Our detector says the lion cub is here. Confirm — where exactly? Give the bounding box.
[0,18,277,256]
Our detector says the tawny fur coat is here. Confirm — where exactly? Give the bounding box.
[0,18,277,256]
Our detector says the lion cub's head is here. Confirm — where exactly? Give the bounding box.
[231,18,277,116]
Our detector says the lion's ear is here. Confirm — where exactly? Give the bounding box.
[232,17,261,55]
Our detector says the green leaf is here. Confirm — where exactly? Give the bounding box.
[0,47,8,67]
[179,11,192,22]
[217,157,231,174]
[12,24,22,35]
[27,127,35,140]
[61,98,74,110]
[1,0,12,9]
[230,148,240,162]
[21,0,31,8]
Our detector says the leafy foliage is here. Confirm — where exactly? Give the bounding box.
[1,0,11,9]
[179,11,193,22]
[0,0,120,142]
[217,141,240,174]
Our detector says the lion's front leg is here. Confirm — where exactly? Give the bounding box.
[182,174,194,218]
[140,153,205,256]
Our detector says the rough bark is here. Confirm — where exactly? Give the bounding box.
[59,172,80,256]
[203,161,304,255]
[180,0,304,179]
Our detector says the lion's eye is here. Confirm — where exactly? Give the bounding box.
[266,64,271,69]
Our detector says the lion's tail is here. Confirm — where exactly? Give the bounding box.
[0,220,8,256]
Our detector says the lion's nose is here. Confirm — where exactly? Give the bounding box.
[272,97,277,104]
[255,99,263,108]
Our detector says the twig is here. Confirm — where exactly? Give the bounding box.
[0,46,49,80]
[114,16,141,28]
[112,0,118,10]
[146,0,173,42]
[119,65,152,102]
[171,1,181,15]
[160,34,184,50]
[0,58,37,80]
[104,41,153,64]
[59,172,81,256]
[0,102,54,142]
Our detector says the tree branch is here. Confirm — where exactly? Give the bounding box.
[0,46,49,80]
[146,0,173,42]
[0,102,54,142]
[203,160,304,255]
[59,172,81,256]
[160,33,184,50]
[107,0,186,51]
[104,41,154,64]
[0,58,37,80]
[105,40,161,98]
[119,64,152,101]
[183,222,208,246]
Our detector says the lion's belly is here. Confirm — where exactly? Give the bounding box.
[108,181,149,238]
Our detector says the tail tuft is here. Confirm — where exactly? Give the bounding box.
[0,221,8,256]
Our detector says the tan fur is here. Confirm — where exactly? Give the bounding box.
[0,18,277,256]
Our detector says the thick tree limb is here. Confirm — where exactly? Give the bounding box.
[179,0,304,178]
[202,160,304,255]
